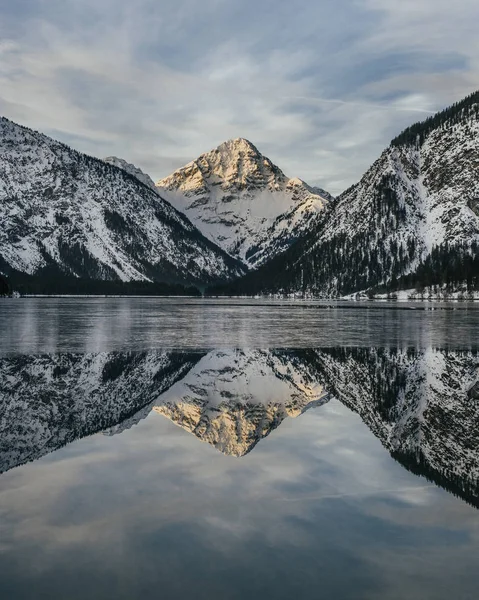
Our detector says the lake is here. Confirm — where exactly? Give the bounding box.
[1,298,479,599]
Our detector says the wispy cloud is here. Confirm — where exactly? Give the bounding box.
[0,0,477,194]
[285,96,436,113]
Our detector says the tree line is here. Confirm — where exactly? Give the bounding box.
[0,270,201,296]
[391,90,479,148]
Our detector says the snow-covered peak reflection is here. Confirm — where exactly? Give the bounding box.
[1,347,478,507]
[153,349,330,456]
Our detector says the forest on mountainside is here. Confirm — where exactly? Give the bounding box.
[1,270,201,296]
[391,90,479,147]
[0,274,10,296]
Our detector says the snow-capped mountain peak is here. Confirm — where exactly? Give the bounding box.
[157,137,285,196]
[203,137,285,190]
[156,139,333,267]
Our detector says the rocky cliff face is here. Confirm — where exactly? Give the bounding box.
[156,138,332,268]
[0,117,245,285]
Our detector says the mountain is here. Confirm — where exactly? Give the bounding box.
[0,117,245,289]
[156,138,332,268]
[213,91,479,297]
[153,349,330,456]
[103,156,157,192]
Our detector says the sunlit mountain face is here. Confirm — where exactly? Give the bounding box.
[1,347,478,507]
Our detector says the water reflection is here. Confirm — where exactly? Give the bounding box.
[1,347,478,507]
[2,297,479,354]
[0,350,204,473]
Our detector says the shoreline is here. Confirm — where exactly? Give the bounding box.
[2,294,478,305]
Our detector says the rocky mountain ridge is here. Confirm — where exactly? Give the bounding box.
[156,138,333,268]
[103,156,157,192]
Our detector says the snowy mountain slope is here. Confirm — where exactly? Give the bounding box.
[218,91,479,296]
[313,347,479,505]
[0,117,245,285]
[310,107,479,288]
[0,350,204,474]
[152,349,330,456]
[103,156,157,192]
[156,139,332,268]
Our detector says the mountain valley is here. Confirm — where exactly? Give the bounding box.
[212,91,479,297]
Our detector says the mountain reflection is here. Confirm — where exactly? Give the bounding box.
[0,350,205,474]
[1,348,478,506]
[153,349,331,456]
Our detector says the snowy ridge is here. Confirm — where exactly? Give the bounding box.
[321,117,479,261]
[103,156,157,192]
[0,117,245,284]
[156,139,332,268]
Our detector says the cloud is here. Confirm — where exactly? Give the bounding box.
[1,396,478,599]
[0,0,477,194]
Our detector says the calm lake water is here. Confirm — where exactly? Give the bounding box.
[1,298,479,599]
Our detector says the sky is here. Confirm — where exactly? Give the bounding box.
[0,0,478,195]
